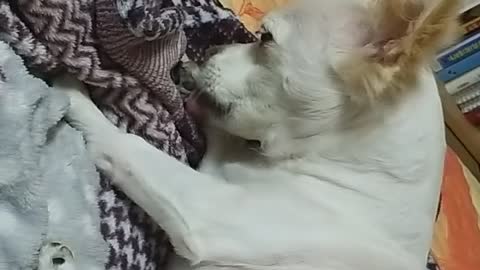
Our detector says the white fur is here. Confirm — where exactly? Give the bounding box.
[56,1,445,269]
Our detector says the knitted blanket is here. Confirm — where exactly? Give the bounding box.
[0,0,255,269]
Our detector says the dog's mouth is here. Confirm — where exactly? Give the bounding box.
[185,91,232,123]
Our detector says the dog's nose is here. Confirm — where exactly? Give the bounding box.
[204,46,225,60]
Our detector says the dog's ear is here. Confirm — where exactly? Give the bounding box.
[333,0,461,104]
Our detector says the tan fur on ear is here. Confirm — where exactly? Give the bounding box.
[334,0,461,105]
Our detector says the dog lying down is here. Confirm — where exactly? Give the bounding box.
[55,0,459,269]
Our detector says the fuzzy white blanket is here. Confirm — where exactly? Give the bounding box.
[0,41,108,270]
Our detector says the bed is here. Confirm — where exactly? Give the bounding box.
[0,0,478,269]
[219,1,480,270]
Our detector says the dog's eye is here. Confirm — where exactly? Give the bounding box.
[260,31,274,43]
[257,26,275,45]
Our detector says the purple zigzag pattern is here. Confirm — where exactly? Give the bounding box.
[16,0,196,159]
[16,0,201,162]
[17,0,136,88]
[89,84,188,159]
[0,2,58,73]
[94,0,202,160]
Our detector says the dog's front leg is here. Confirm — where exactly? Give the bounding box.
[100,132,243,262]
[54,77,244,262]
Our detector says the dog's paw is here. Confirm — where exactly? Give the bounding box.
[38,242,76,270]
[52,75,119,175]
[53,75,117,136]
[53,75,93,129]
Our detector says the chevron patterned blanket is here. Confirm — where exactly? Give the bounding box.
[0,0,255,269]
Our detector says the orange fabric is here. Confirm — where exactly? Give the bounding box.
[221,0,290,32]
[433,149,480,270]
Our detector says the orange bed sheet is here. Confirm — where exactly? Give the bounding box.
[219,1,480,269]
[434,149,480,270]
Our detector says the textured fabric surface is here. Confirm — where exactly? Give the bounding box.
[432,148,480,270]
[96,0,198,161]
[0,0,255,269]
[0,40,49,270]
[0,40,108,270]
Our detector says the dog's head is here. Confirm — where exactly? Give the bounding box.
[187,0,459,157]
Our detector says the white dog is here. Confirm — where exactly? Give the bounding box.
[56,0,459,269]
